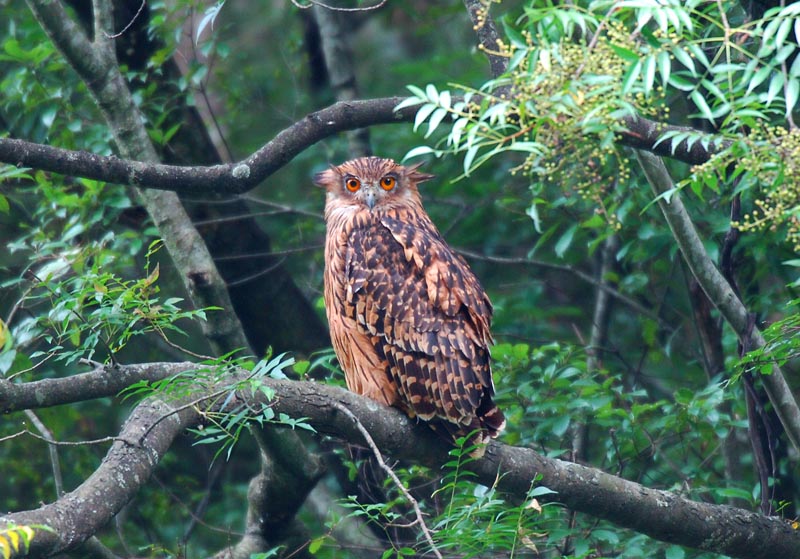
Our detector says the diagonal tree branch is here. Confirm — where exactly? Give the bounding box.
[635,150,800,453]
[27,0,252,357]
[0,98,414,195]
[3,362,800,559]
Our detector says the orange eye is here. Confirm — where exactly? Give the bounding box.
[345,177,361,192]
[380,176,396,191]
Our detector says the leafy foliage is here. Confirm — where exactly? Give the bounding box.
[2,240,213,371]
[403,0,800,247]
[123,351,315,463]
[0,524,49,559]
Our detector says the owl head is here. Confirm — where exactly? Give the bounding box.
[314,156,434,210]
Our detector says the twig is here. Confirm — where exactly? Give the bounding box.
[23,410,64,497]
[15,429,126,447]
[102,0,146,40]
[457,247,668,327]
[292,0,387,12]
[333,402,443,559]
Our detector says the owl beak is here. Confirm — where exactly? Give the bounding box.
[364,186,377,210]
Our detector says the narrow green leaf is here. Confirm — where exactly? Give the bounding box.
[776,17,793,48]
[425,83,439,104]
[308,536,325,554]
[746,65,773,95]
[449,118,468,147]
[438,89,451,110]
[413,103,436,131]
[658,50,671,85]
[669,73,695,91]
[405,84,426,99]
[786,78,800,112]
[687,43,710,70]
[621,60,642,94]
[643,55,656,94]
[690,89,715,124]
[795,17,800,45]
[672,47,695,76]
[426,108,448,138]
[766,72,785,106]
[554,223,577,258]
[403,145,435,161]
[463,145,480,175]
[394,95,423,110]
[610,43,639,63]
[502,18,527,47]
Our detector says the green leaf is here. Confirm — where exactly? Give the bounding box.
[463,145,480,176]
[621,60,642,95]
[689,89,715,124]
[669,73,695,91]
[308,536,326,554]
[610,43,639,63]
[426,108,448,138]
[502,18,527,48]
[786,78,800,112]
[413,103,437,131]
[665,545,686,559]
[776,17,793,49]
[672,47,695,76]
[658,50,671,85]
[766,72,785,106]
[643,55,657,94]
[554,224,577,259]
[528,485,557,497]
[746,65,773,95]
[395,96,423,111]
[403,145,436,161]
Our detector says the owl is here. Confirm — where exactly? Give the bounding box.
[315,156,505,452]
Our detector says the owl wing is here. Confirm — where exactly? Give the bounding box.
[344,215,501,435]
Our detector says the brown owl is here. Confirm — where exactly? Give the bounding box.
[315,156,505,452]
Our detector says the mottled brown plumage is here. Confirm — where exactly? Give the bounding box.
[315,156,505,451]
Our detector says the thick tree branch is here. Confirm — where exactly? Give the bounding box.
[635,150,800,452]
[0,98,413,195]
[3,363,799,559]
[0,362,189,412]
[0,107,722,197]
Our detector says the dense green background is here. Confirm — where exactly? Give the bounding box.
[2,0,799,557]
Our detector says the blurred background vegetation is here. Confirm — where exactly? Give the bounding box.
[1,0,799,557]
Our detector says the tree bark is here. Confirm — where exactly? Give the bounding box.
[3,362,799,559]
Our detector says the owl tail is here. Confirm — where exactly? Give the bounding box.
[476,391,506,438]
[426,395,505,458]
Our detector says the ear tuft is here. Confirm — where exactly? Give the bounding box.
[406,162,435,184]
[313,167,337,188]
